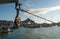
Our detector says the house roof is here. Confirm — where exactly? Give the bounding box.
[24,18,35,23]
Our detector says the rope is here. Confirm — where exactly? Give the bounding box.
[20,9,55,23]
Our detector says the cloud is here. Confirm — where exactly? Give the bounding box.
[27,5,60,15]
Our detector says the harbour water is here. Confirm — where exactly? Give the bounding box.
[0,26,60,39]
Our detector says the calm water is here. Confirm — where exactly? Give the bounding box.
[0,26,60,39]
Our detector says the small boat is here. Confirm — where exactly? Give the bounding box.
[0,28,13,33]
[8,28,11,32]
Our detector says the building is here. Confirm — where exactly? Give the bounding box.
[21,18,40,28]
[23,18,35,24]
[0,20,14,32]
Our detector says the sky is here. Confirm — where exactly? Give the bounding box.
[0,0,60,23]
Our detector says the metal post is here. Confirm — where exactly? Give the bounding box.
[14,1,21,28]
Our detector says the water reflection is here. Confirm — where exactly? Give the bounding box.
[0,26,60,39]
